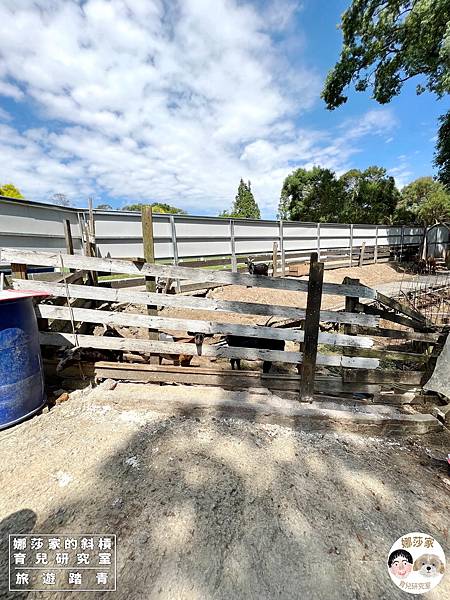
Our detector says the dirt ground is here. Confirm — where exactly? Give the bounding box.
[158,263,411,326]
[1,384,449,600]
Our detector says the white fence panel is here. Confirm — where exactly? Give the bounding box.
[3,196,443,264]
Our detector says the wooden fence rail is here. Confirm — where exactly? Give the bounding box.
[0,248,375,298]
[39,332,379,369]
[35,304,375,349]
[3,246,440,399]
[12,279,380,327]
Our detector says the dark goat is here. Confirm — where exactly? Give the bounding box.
[225,334,285,373]
[157,331,211,366]
[427,256,437,275]
[246,258,269,276]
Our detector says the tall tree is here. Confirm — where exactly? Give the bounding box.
[418,188,450,224]
[122,202,186,214]
[322,0,450,186]
[0,183,23,199]
[339,167,400,223]
[395,176,450,224]
[278,167,343,222]
[394,177,444,223]
[220,179,261,219]
[52,193,71,207]
[435,111,450,189]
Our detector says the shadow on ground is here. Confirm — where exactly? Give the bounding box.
[1,384,449,600]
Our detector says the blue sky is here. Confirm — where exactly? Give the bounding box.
[0,0,447,218]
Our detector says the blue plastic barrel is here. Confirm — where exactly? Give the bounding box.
[0,294,46,428]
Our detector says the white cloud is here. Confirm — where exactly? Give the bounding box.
[0,0,397,215]
[388,159,413,189]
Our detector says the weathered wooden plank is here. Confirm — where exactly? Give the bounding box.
[36,304,374,348]
[1,248,376,298]
[13,279,380,326]
[339,347,428,363]
[39,331,379,368]
[359,303,432,332]
[300,253,324,401]
[354,326,440,343]
[343,369,425,385]
[375,291,429,324]
[92,362,380,393]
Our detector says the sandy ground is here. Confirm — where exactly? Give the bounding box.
[1,384,449,600]
[157,263,413,326]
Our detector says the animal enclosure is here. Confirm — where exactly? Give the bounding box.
[2,246,446,406]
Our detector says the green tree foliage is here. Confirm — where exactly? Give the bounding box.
[435,111,450,188]
[339,167,400,223]
[278,167,344,222]
[122,202,186,214]
[394,177,444,223]
[0,183,24,199]
[279,166,399,223]
[220,179,261,219]
[417,188,450,224]
[391,176,450,225]
[322,0,450,186]
[96,203,113,210]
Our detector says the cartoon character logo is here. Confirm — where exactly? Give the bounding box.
[388,549,413,579]
[413,554,446,578]
[387,532,445,595]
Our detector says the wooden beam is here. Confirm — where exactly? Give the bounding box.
[375,290,429,324]
[35,304,374,348]
[354,326,440,343]
[90,362,380,393]
[343,369,425,385]
[38,331,379,368]
[300,253,324,401]
[12,279,380,326]
[359,303,433,332]
[1,248,376,298]
[338,346,428,363]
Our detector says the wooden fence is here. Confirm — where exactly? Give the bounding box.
[1,247,443,401]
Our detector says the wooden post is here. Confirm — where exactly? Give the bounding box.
[170,215,181,293]
[11,263,27,280]
[272,242,278,277]
[349,224,354,267]
[230,220,237,272]
[88,197,96,256]
[141,205,159,362]
[374,226,378,263]
[63,219,75,274]
[279,220,286,276]
[299,252,324,402]
[359,241,366,267]
[399,225,405,262]
[317,222,321,261]
[343,277,360,336]
[63,220,74,255]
